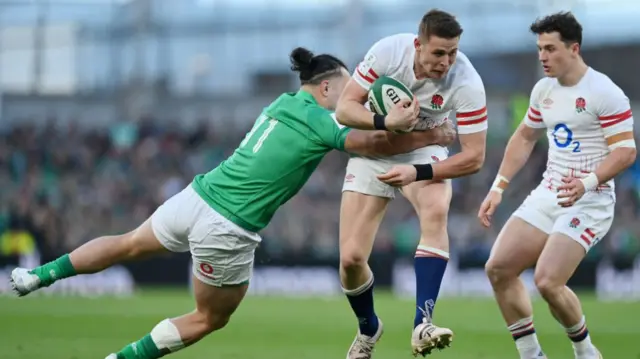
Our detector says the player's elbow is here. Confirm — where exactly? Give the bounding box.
[467,148,486,174]
[616,146,637,169]
[335,100,351,126]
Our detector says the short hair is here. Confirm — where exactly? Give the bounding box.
[418,9,463,40]
[530,11,583,46]
[289,47,348,85]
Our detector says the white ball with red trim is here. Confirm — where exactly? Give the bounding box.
[368,76,415,132]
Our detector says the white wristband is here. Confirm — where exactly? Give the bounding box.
[580,172,599,192]
[490,175,509,194]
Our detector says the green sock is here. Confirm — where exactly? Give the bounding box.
[29,254,77,287]
[116,334,170,359]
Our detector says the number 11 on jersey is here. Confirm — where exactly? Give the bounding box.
[553,123,581,153]
[240,114,279,153]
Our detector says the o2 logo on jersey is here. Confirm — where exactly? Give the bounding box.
[552,123,581,153]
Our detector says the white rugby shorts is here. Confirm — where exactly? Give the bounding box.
[150,185,261,287]
[342,145,449,198]
[512,184,615,252]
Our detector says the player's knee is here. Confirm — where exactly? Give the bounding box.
[339,248,368,271]
[534,271,563,299]
[206,313,231,332]
[195,310,231,334]
[417,197,449,229]
[485,259,517,288]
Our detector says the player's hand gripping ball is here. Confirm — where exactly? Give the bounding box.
[368,76,418,133]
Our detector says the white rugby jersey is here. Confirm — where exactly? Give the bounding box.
[354,33,488,136]
[524,67,635,192]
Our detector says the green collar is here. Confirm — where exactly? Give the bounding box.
[295,90,317,104]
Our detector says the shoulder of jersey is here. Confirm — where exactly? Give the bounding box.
[585,68,624,94]
[532,76,556,93]
[369,33,416,59]
[373,33,416,47]
[448,51,484,88]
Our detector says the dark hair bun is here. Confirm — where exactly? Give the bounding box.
[290,47,315,73]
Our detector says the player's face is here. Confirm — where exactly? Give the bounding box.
[322,68,351,111]
[414,35,459,79]
[536,32,580,78]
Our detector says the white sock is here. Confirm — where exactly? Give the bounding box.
[565,316,595,357]
[508,316,544,358]
[150,319,185,352]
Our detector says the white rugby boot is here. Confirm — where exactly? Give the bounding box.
[346,319,384,359]
[105,354,117,359]
[10,267,41,297]
[411,318,453,357]
[575,346,602,359]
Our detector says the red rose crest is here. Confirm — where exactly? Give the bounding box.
[569,217,581,228]
[575,97,586,113]
[431,94,444,110]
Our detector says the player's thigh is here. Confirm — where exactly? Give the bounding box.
[551,192,614,254]
[124,218,171,257]
[145,186,212,253]
[192,273,248,325]
[537,196,615,286]
[487,186,558,274]
[342,156,396,199]
[486,216,548,280]
[339,190,390,264]
[190,227,260,290]
[399,145,452,228]
[149,186,202,254]
[534,233,586,290]
[401,179,452,227]
[340,157,393,262]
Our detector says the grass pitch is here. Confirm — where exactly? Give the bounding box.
[1,289,638,358]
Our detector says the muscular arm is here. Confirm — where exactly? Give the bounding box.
[585,90,637,188]
[344,126,453,157]
[592,132,636,184]
[429,130,486,180]
[495,123,546,181]
[335,80,377,130]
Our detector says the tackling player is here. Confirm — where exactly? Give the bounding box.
[335,9,487,358]
[9,47,456,359]
[478,12,635,359]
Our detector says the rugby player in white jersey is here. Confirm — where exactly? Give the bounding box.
[334,9,488,358]
[477,12,636,359]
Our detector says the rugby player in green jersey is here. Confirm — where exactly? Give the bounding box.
[9,47,455,359]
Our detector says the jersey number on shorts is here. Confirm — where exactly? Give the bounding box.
[553,123,581,153]
[240,114,279,153]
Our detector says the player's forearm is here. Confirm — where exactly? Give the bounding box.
[428,148,485,180]
[496,129,538,181]
[335,100,377,130]
[589,147,637,185]
[377,130,441,156]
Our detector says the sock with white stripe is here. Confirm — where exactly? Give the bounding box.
[508,316,544,358]
[343,271,379,337]
[414,245,448,328]
[566,316,596,356]
[115,319,184,359]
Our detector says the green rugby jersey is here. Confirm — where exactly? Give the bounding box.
[192,90,351,232]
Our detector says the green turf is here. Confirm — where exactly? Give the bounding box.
[0,290,638,358]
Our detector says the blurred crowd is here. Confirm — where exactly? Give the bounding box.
[1,117,640,265]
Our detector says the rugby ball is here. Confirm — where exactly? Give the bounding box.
[368,76,414,116]
[368,76,415,132]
